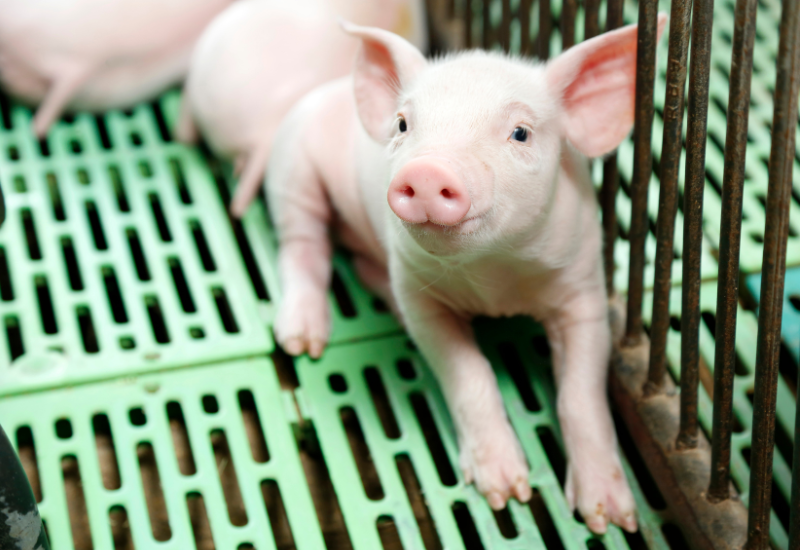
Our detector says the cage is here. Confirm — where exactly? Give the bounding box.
[0,0,798,548]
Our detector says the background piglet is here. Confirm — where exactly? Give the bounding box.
[266,19,666,534]
[178,0,427,217]
[0,0,234,137]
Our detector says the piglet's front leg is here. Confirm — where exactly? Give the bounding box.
[397,288,532,509]
[545,294,636,534]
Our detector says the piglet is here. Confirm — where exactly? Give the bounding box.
[178,0,427,217]
[266,19,667,533]
[0,0,234,137]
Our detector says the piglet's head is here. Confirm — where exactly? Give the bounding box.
[344,17,666,256]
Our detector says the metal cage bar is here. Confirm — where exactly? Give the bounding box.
[561,0,577,50]
[645,0,693,395]
[678,0,715,451]
[538,0,551,59]
[624,0,660,344]
[746,0,800,544]
[600,0,626,297]
[707,0,759,503]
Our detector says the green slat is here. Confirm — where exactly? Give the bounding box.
[295,325,670,550]
[0,98,272,395]
[0,359,324,549]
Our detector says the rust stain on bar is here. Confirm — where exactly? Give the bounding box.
[708,0,759,504]
[624,0,659,345]
[678,0,715,451]
[608,298,747,550]
[747,0,800,545]
[600,0,626,297]
[645,0,693,396]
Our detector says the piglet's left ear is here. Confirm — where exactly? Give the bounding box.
[545,13,667,158]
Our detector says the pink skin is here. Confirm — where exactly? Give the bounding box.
[0,0,233,137]
[267,18,667,535]
[177,0,427,218]
[388,157,471,226]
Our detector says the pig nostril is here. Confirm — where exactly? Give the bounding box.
[441,188,454,199]
[402,186,415,198]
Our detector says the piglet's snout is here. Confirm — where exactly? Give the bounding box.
[387,158,471,226]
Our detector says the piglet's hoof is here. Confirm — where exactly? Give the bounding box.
[459,423,532,510]
[565,458,637,535]
[274,292,330,359]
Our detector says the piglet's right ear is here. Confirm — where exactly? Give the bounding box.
[341,21,427,142]
[545,13,667,158]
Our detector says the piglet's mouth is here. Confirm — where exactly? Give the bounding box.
[407,215,482,235]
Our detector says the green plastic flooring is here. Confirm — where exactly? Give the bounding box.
[0,0,796,548]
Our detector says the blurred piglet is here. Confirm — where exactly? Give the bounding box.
[267,19,666,533]
[178,0,427,217]
[0,0,234,137]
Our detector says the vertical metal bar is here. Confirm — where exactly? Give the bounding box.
[645,0,693,395]
[539,0,551,59]
[623,0,660,344]
[677,0,715,450]
[584,0,600,41]
[747,0,800,544]
[600,0,625,297]
[561,0,577,50]
[707,0,759,503]
[520,0,532,56]
[482,0,492,49]
[500,0,511,51]
[464,0,473,48]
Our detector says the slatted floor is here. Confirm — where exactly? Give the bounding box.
[0,0,796,547]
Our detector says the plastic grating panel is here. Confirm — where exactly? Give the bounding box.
[0,358,325,549]
[295,324,672,549]
[696,0,800,274]
[641,282,795,549]
[155,93,404,348]
[0,95,272,395]
[747,267,800,362]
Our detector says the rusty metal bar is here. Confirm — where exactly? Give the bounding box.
[609,298,747,550]
[561,0,577,50]
[601,158,620,296]
[746,0,800,545]
[623,0,659,344]
[677,0,714,451]
[499,0,511,51]
[644,0,693,396]
[584,0,600,41]
[539,0,551,59]
[599,0,625,297]
[707,0,759,503]
[520,0,532,55]
[464,0,473,48]
[482,0,491,49]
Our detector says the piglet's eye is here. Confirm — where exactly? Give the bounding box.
[511,127,528,142]
[398,117,407,132]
